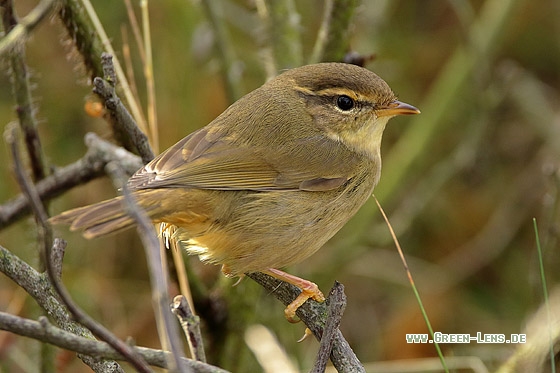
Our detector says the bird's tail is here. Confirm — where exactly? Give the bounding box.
[50,191,159,239]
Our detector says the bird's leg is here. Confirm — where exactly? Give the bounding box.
[263,268,325,323]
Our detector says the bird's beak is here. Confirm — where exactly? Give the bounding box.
[377,100,420,117]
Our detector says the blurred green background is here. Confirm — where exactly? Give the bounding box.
[1,0,559,372]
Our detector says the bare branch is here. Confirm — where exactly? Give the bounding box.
[0,312,230,373]
[6,125,150,372]
[0,133,143,229]
[48,238,155,373]
[172,295,207,363]
[1,0,51,181]
[0,243,126,372]
[93,53,154,163]
[246,273,365,373]
[0,0,59,56]
[311,281,347,373]
[106,162,188,372]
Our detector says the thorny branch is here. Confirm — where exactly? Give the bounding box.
[1,0,51,181]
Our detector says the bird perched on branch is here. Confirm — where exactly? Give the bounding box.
[52,62,419,321]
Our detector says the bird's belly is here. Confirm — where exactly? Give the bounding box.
[178,177,375,275]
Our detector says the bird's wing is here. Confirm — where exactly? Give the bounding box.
[127,126,358,192]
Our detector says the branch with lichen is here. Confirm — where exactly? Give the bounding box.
[0,246,229,373]
[0,241,124,371]
[247,273,365,373]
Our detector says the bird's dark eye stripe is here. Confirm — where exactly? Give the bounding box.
[336,95,355,111]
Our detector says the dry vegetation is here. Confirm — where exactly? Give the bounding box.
[1,0,559,372]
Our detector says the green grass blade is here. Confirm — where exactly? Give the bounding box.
[533,218,556,373]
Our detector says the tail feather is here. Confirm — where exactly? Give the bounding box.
[82,214,137,239]
[51,195,147,239]
[51,189,209,240]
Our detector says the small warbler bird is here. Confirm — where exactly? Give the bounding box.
[52,63,419,321]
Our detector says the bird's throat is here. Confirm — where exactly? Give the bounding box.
[330,117,390,160]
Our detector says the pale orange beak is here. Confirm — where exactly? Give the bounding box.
[377,100,420,117]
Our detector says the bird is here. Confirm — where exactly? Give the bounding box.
[51,62,420,321]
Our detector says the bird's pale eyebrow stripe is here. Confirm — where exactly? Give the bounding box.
[314,88,359,100]
[293,85,359,99]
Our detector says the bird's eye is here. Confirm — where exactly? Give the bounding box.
[336,95,354,111]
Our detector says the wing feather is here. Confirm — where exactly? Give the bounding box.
[127,125,360,192]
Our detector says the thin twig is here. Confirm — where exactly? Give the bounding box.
[374,195,448,372]
[172,295,206,363]
[6,125,151,372]
[5,124,52,255]
[2,126,127,370]
[6,121,56,371]
[123,0,146,63]
[9,127,152,372]
[106,163,188,373]
[58,0,148,132]
[140,0,159,153]
[246,273,365,373]
[94,53,154,163]
[311,281,346,373]
[0,0,58,56]
[0,312,230,373]
[1,0,50,181]
[169,230,196,317]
